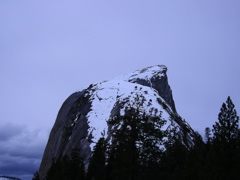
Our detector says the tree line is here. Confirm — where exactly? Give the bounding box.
[33,96,240,180]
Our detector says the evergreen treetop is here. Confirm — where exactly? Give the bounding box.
[212,96,239,145]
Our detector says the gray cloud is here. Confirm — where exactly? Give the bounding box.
[0,123,24,142]
[0,154,40,180]
[0,123,48,180]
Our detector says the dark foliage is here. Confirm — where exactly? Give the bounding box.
[32,171,40,180]
[208,96,240,180]
[41,96,240,180]
[105,104,167,180]
[87,137,107,180]
[44,148,85,180]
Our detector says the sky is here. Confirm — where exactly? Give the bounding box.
[0,0,240,179]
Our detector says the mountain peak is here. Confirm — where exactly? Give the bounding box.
[118,65,176,112]
[130,64,167,76]
[114,65,167,81]
[38,65,194,180]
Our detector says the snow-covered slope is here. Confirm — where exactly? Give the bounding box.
[39,65,195,179]
[86,79,172,149]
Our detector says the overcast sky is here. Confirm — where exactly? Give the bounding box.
[0,1,240,179]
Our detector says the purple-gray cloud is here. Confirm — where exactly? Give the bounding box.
[0,124,24,142]
[0,123,47,180]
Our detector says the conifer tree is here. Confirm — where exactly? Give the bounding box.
[107,112,139,180]
[107,96,167,180]
[32,171,40,180]
[204,127,212,144]
[45,148,85,180]
[45,158,66,180]
[87,137,107,180]
[68,148,85,180]
[160,126,189,180]
[212,96,239,146]
[211,96,240,179]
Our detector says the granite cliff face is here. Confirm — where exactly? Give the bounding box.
[39,65,195,179]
